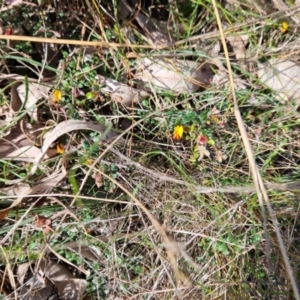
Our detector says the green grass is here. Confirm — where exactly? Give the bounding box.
[0,0,300,299]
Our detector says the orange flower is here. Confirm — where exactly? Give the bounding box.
[53,90,62,103]
[56,143,65,154]
[173,125,184,140]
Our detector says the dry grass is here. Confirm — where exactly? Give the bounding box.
[1,0,300,299]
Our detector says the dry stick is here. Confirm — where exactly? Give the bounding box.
[0,4,299,48]
[211,1,300,299]
[0,5,300,49]
[0,4,299,55]
[109,148,300,193]
[210,1,266,263]
[0,34,165,48]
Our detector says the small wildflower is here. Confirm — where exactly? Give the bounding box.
[280,21,289,33]
[56,143,65,154]
[197,133,208,145]
[53,89,62,103]
[173,125,184,141]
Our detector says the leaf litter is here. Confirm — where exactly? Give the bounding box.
[258,58,300,105]
[17,259,87,300]
[1,1,300,299]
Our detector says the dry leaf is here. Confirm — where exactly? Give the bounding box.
[17,81,55,122]
[39,260,87,300]
[5,0,35,6]
[132,11,174,45]
[258,59,300,104]
[136,57,215,93]
[0,82,53,161]
[215,149,227,163]
[35,215,52,234]
[20,281,56,300]
[0,107,14,138]
[54,278,87,300]
[0,184,37,217]
[226,34,249,60]
[0,127,35,160]
[0,169,67,220]
[17,262,33,285]
[18,261,59,300]
[4,145,57,162]
[64,242,102,261]
[97,75,149,107]
[0,183,30,196]
[210,58,247,90]
[118,0,174,46]
[0,81,22,138]
[30,119,124,175]
[209,41,221,56]
[0,210,10,221]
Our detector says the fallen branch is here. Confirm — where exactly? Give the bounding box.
[110,148,300,194]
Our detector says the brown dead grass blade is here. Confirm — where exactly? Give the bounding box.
[0,34,170,48]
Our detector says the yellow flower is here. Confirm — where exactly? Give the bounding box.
[56,143,65,154]
[53,90,62,103]
[173,125,184,140]
[280,21,289,33]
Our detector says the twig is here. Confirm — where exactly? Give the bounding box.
[109,147,300,193]
[0,34,164,48]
